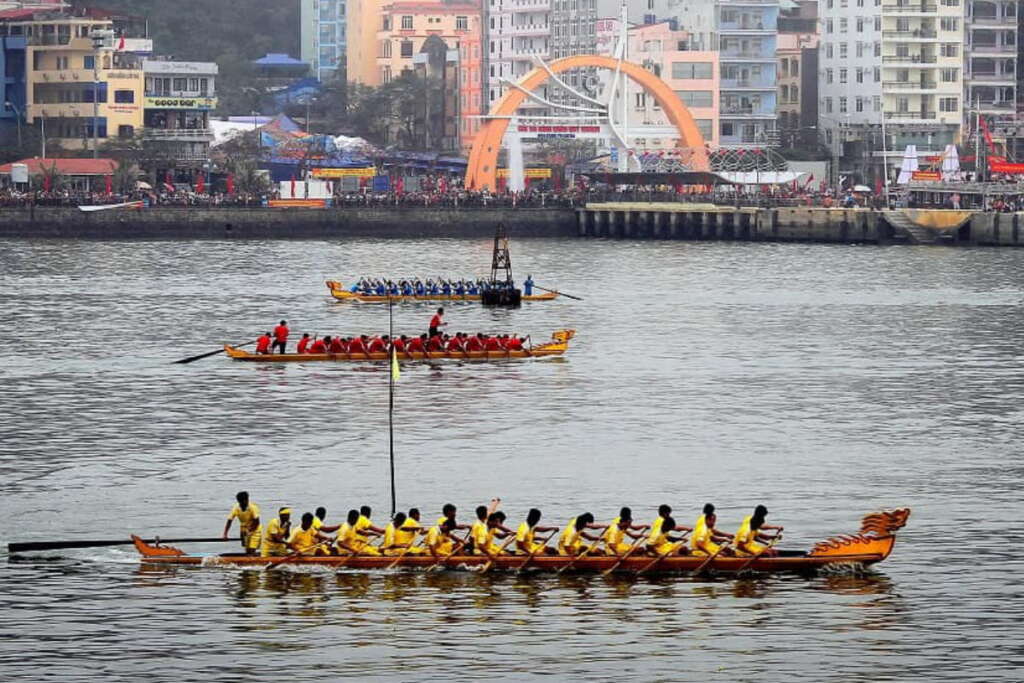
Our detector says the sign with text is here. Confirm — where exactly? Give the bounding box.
[144,96,217,110]
[910,171,941,181]
[311,167,375,178]
[497,168,552,179]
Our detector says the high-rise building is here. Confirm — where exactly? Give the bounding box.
[776,1,818,151]
[301,0,346,82]
[964,0,1016,136]
[818,0,965,183]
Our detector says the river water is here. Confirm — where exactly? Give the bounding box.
[1,237,1022,681]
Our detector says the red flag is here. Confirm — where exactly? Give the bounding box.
[165,171,175,193]
[226,173,235,195]
[554,171,563,191]
[117,35,125,51]
[43,174,51,192]
[875,177,883,195]
[196,172,205,194]
[104,174,112,195]
[290,174,296,198]
[395,177,404,195]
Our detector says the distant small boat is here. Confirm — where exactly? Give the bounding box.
[326,280,558,303]
[77,201,144,213]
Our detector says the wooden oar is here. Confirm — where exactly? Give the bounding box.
[173,340,255,364]
[8,537,229,553]
[385,530,425,570]
[600,536,647,577]
[425,539,467,573]
[635,541,685,576]
[556,538,603,575]
[734,534,782,575]
[533,285,583,301]
[691,541,732,577]
[514,532,556,573]
[477,534,519,574]
[263,539,333,572]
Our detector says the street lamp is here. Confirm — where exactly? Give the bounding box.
[4,100,22,150]
[88,30,114,159]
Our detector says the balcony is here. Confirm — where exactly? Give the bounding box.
[720,105,775,117]
[882,3,938,13]
[719,49,774,60]
[882,30,938,39]
[509,23,549,37]
[881,54,938,64]
[968,71,1016,83]
[720,77,776,89]
[968,15,1017,26]
[143,127,213,141]
[970,43,1017,54]
[718,20,774,33]
[27,103,100,119]
[885,110,938,120]
[510,0,550,9]
[883,80,938,89]
[34,69,98,83]
[970,100,1016,111]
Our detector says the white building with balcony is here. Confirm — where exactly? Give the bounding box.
[301,0,346,82]
[143,59,217,171]
[964,0,1017,122]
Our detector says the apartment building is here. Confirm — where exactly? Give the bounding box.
[300,0,346,82]
[964,0,1016,122]
[1,15,144,152]
[142,59,217,170]
[776,1,818,150]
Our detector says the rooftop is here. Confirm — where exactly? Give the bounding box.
[0,157,117,176]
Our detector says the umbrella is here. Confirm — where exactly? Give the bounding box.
[853,184,872,193]
[136,180,152,190]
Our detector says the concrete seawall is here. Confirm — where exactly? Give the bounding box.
[0,206,579,239]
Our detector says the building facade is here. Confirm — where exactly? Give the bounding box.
[142,59,217,172]
[3,15,145,152]
[965,0,1017,141]
[301,0,346,82]
[776,1,818,151]
[716,0,780,148]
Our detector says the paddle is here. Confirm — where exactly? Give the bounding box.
[556,537,603,575]
[8,537,229,553]
[533,285,583,301]
[635,540,686,576]
[600,535,648,577]
[514,531,557,573]
[477,534,519,574]
[425,538,467,573]
[263,539,333,572]
[691,541,732,577]
[735,533,782,575]
[173,340,255,364]
[385,530,425,570]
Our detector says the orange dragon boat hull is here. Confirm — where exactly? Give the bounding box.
[133,509,909,575]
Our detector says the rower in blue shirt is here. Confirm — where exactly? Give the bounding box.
[454,280,466,296]
[401,281,413,296]
[467,281,479,295]
[441,281,452,295]
[523,275,534,296]
[375,282,386,295]
[415,280,426,296]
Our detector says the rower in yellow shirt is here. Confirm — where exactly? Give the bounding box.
[515,508,559,555]
[603,509,647,556]
[557,513,605,556]
[645,504,673,548]
[287,512,332,555]
[336,509,382,556]
[646,515,685,556]
[425,518,463,557]
[690,503,734,557]
[394,508,425,555]
[356,505,385,546]
[261,507,292,557]
[383,512,423,556]
[223,491,262,555]
[734,505,783,557]
[472,512,509,557]
[312,506,341,534]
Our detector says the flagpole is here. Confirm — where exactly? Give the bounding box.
[388,291,396,517]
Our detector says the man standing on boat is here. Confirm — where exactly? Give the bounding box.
[272,320,289,354]
[523,275,534,296]
[429,307,447,337]
[223,491,261,555]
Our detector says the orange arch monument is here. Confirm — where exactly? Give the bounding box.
[465,54,710,191]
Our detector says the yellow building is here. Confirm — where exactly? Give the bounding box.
[9,16,144,151]
[346,0,387,86]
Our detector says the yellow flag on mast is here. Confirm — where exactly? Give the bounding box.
[391,346,400,381]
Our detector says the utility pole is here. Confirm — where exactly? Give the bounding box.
[89,30,111,159]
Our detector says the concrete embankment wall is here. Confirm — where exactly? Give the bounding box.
[970,212,1024,246]
[0,206,578,239]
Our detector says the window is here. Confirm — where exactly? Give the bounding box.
[676,90,714,107]
[114,90,134,103]
[939,97,958,112]
[826,43,833,58]
[456,15,468,30]
[856,68,864,83]
[874,95,881,111]
[826,19,833,33]
[634,92,647,108]
[874,66,881,81]
[400,40,413,57]
[941,43,958,57]
[118,124,133,138]
[671,61,713,79]
[382,40,392,57]
[382,16,391,30]
[173,78,187,91]
[940,0,959,4]
[874,41,881,57]
[839,42,847,58]
[874,16,881,31]
[839,18,848,33]
[781,60,789,77]
[826,68,833,84]
[720,122,734,137]
[56,56,69,70]
[839,96,847,113]
[825,97,833,113]
[199,78,208,96]
[695,119,713,140]
[83,55,95,69]
[189,78,200,92]
[792,85,798,101]
[941,68,957,82]
[856,18,863,32]
[856,97,864,112]
[856,42,864,58]
[791,59,798,77]
[840,68,847,83]
[940,17,958,31]
[401,15,413,29]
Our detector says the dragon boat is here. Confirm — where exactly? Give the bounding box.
[132,509,909,575]
[326,280,559,303]
[224,330,575,363]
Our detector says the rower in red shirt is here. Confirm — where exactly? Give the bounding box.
[506,335,524,351]
[296,333,312,354]
[464,333,484,352]
[348,335,369,355]
[272,320,289,354]
[368,335,388,353]
[255,332,272,354]
[393,335,407,353]
[329,336,347,353]
[445,334,464,353]
[484,335,503,351]
[427,333,445,352]
[310,336,328,353]
[406,334,427,354]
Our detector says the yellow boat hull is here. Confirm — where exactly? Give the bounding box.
[226,330,575,362]
[326,280,559,303]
